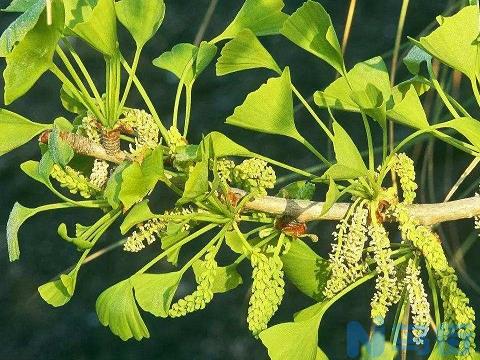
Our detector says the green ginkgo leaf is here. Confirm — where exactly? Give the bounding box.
[226,67,303,142]
[96,279,150,341]
[115,0,165,47]
[281,0,344,74]
[419,6,479,79]
[69,0,118,56]
[200,132,254,159]
[403,45,432,76]
[132,272,182,318]
[120,200,156,234]
[6,203,38,262]
[0,109,51,156]
[178,159,209,204]
[216,29,281,76]
[3,1,64,104]
[260,303,326,360]
[212,0,287,43]
[440,117,480,152]
[153,41,217,86]
[281,239,330,301]
[192,262,243,294]
[387,85,429,130]
[0,0,45,57]
[314,57,391,113]
[331,122,368,175]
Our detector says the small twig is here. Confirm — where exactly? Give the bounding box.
[194,0,219,46]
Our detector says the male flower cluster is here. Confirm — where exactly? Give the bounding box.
[169,249,217,317]
[247,250,285,336]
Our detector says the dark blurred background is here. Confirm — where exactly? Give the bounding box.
[0,1,478,359]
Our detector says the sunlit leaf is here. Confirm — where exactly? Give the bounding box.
[440,117,480,151]
[331,122,368,175]
[68,0,118,56]
[193,261,243,294]
[216,29,280,76]
[419,6,479,79]
[48,127,74,166]
[120,200,156,235]
[225,227,245,254]
[60,85,87,114]
[178,159,209,204]
[3,1,64,104]
[387,85,429,130]
[0,0,45,57]
[132,272,182,318]
[119,146,165,210]
[96,279,150,341]
[200,132,254,159]
[226,68,303,142]
[0,109,51,156]
[6,203,37,262]
[260,302,326,360]
[153,41,217,86]
[281,239,330,301]
[321,178,339,215]
[281,0,343,74]
[314,57,391,114]
[115,0,165,47]
[212,0,287,43]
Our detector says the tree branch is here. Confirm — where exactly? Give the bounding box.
[46,131,480,226]
[231,190,480,226]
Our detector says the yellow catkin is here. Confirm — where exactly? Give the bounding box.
[247,250,285,336]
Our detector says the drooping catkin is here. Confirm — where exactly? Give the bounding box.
[323,205,369,299]
[51,164,99,199]
[247,249,285,337]
[405,259,430,345]
[232,158,276,195]
[169,249,217,318]
[369,224,401,326]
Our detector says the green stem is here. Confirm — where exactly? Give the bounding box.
[117,47,142,119]
[361,112,375,170]
[172,80,184,129]
[301,138,331,166]
[427,264,441,330]
[254,153,317,178]
[120,56,170,143]
[61,40,104,113]
[291,84,334,141]
[50,64,104,124]
[136,224,217,275]
[427,62,460,118]
[183,85,193,137]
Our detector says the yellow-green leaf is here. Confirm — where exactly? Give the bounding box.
[419,6,479,79]
[96,279,150,341]
[132,272,182,318]
[3,1,64,104]
[387,85,429,130]
[226,67,303,142]
[0,109,51,156]
[216,28,280,76]
[212,0,287,43]
[281,1,344,74]
[115,0,165,47]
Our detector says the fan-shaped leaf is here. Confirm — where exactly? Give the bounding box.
[120,200,156,235]
[281,1,343,74]
[419,6,479,79]
[387,85,429,130]
[0,0,45,57]
[281,239,329,301]
[153,41,217,86]
[212,0,287,43]
[6,203,37,262]
[132,272,182,318]
[115,0,165,47]
[69,0,118,56]
[440,117,480,151]
[200,132,254,159]
[331,122,368,175]
[0,109,51,156]
[314,57,391,113]
[216,29,280,76]
[96,279,150,341]
[226,68,303,142]
[3,1,64,104]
